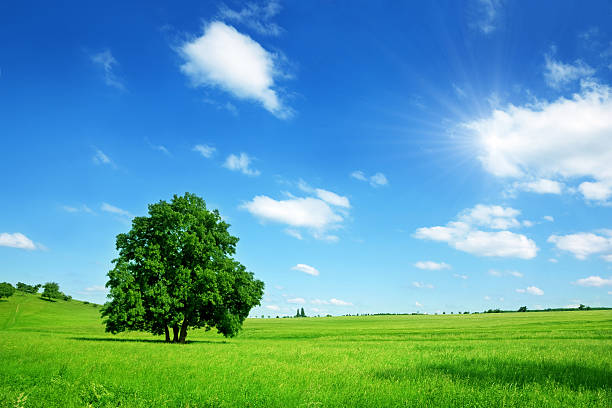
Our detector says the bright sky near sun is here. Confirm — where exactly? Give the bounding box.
[1,1,612,315]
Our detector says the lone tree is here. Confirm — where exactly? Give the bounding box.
[41,282,63,300]
[101,193,264,343]
[0,282,15,299]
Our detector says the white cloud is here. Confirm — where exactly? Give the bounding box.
[544,55,595,88]
[193,144,216,158]
[466,82,612,203]
[490,269,523,278]
[92,149,114,167]
[548,258,558,263]
[548,231,612,260]
[287,297,305,304]
[242,194,344,240]
[265,305,280,311]
[412,281,434,289]
[414,261,451,270]
[350,171,367,182]
[91,50,124,90]
[101,203,132,217]
[0,232,37,250]
[516,179,564,195]
[179,21,290,118]
[471,0,502,34]
[311,299,329,305]
[224,153,260,176]
[484,295,491,300]
[459,204,521,229]
[351,170,389,187]
[453,273,468,280]
[573,276,612,287]
[284,229,303,240]
[330,298,352,306]
[291,264,319,276]
[415,301,423,307]
[543,216,554,222]
[62,204,94,214]
[218,0,282,36]
[415,205,538,259]
[314,189,350,208]
[516,286,544,295]
[602,254,612,262]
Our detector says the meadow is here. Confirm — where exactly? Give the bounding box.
[1,292,610,407]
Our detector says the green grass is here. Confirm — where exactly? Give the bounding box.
[1,293,611,407]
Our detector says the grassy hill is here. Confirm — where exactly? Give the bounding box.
[1,292,611,407]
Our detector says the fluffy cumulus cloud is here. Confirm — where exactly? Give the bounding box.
[573,276,612,287]
[516,286,544,295]
[224,153,260,176]
[466,81,612,203]
[0,232,38,250]
[548,231,612,261]
[287,297,305,304]
[415,205,538,259]
[414,261,451,270]
[265,305,280,311]
[242,185,349,241]
[291,264,319,276]
[193,144,216,158]
[179,21,291,118]
[351,170,388,187]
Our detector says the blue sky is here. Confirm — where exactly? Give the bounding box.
[1,0,612,316]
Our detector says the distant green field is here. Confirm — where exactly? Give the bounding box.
[1,293,611,407]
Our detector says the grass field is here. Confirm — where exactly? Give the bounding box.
[1,292,611,407]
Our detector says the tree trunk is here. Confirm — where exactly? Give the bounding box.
[172,325,179,343]
[164,326,170,343]
[178,318,189,343]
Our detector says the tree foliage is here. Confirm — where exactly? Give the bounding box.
[41,282,64,300]
[16,282,41,294]
[101,193,264,343]
[0,282,15,299]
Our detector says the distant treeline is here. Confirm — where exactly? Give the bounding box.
[0,281,72,302]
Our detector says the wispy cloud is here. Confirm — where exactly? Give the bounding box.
[544,53,595,89]
[414,261,450,270]
[91,50,125,90]
[92,148,116,168]
[101,203,132,218]
[62,204,94,214]
[193,144,216,158]
[178,21,292,118]
[471,0,502,35]
[224,152,260,176]
[330,298,353,306]
[351,170,388,187]
[218,0,283,36]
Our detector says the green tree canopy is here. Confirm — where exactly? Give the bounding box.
[0,282,16,299]
[101,193,264,343]
[16,282,41,294]
[41,282,63,300]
